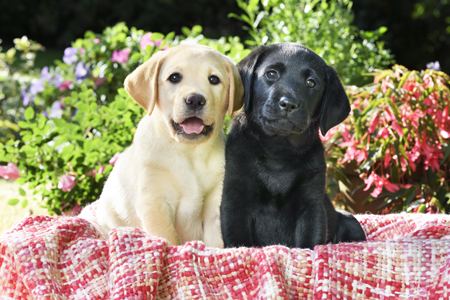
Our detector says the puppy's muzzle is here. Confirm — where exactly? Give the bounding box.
[278,96,299,114]
[185,93,206,111]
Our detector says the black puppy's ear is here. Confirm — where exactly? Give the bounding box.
[237,46,268,112]
[319,66,350,136]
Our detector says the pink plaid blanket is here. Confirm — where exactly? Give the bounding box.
[1,213,450,299]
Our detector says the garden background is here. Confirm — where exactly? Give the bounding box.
[0,0,449,233]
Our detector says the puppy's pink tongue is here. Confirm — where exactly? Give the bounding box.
[180,117,205,134]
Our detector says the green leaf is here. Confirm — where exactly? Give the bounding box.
[181,27,191,37]
[377,26,388,35]
[191,25,203,35]
[8,198,20,206]
[52,118,67,129]
[151,32,164,41]
[441,144,450,166]
[404,186,416,208]
[390,164,399,183]
[19,187,26,196]
[417,204,426,213]
[25,107,35,121]
[83,140,93,152]
[21,145,36,155]
[21,199,29,208]
[247,0,259,13]
[118,88,129,98]
[18,121,28,129]
[228,13,244,22]
[165,31,175,41]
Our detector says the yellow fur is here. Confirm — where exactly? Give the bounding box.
[79,45,244,247]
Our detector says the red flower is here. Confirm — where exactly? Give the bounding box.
[391,121,404,137]
[363,173,399,198]
[377,127,389,139]
[368,114,379,134]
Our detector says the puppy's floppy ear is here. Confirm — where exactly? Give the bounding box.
[237,46,268,112]
[319,66,350,136]
[223,57,245,116]
[124,50,168,115]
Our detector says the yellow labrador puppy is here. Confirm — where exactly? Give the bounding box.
[80,45,244,247]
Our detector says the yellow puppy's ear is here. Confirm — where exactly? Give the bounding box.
[224,57,245,117]
[124,50,167,115]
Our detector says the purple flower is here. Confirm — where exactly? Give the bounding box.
[49,101,63,118]
[21,90,34,106]
[111,48,131,63]
[63,47,78,65]
[426,61,440,71]
[40,66,52,81]
[75,62,89,80]
[52,74,63,88]
[29,78,45,95]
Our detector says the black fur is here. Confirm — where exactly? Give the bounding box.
[220,43,366,249]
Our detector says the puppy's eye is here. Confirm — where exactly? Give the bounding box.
[306,78,316,87]
[168,73,182,83]
[266,70,279,79]
[209,75,220,85]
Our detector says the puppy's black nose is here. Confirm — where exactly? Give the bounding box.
[185,94,206,111]
[279,97,298,112]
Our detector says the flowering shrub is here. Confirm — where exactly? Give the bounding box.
[0,23,249,214]
[325,65,450,213]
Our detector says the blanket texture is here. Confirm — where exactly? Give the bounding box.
[1,212,450,299]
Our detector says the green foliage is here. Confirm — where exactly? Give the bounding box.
[232,0,394,86]
[2,86,142,214]
[325,65,450,213]
[0,37,43,143]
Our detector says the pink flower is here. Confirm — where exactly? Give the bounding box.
[368,114,379,134]
[87,166,105,177]
[62,203,82,216]
[140,33,155,50]
[94,77,107,86]
[109,152,122,165]
[58,175,76,192]
[59,80,71,91]
[0,163,20,180]
[319,126,339,142]
[380,77,390,93]
[384,150,391,169]
[377,127,389,139]
[391,121,404,137]
[111,48,130,63]
[94,38,100,44]
[363,173,399,198]
[339,140,367,165]
[420,139,443,172]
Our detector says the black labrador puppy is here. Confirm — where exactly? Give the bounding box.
[220,43,366,249]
